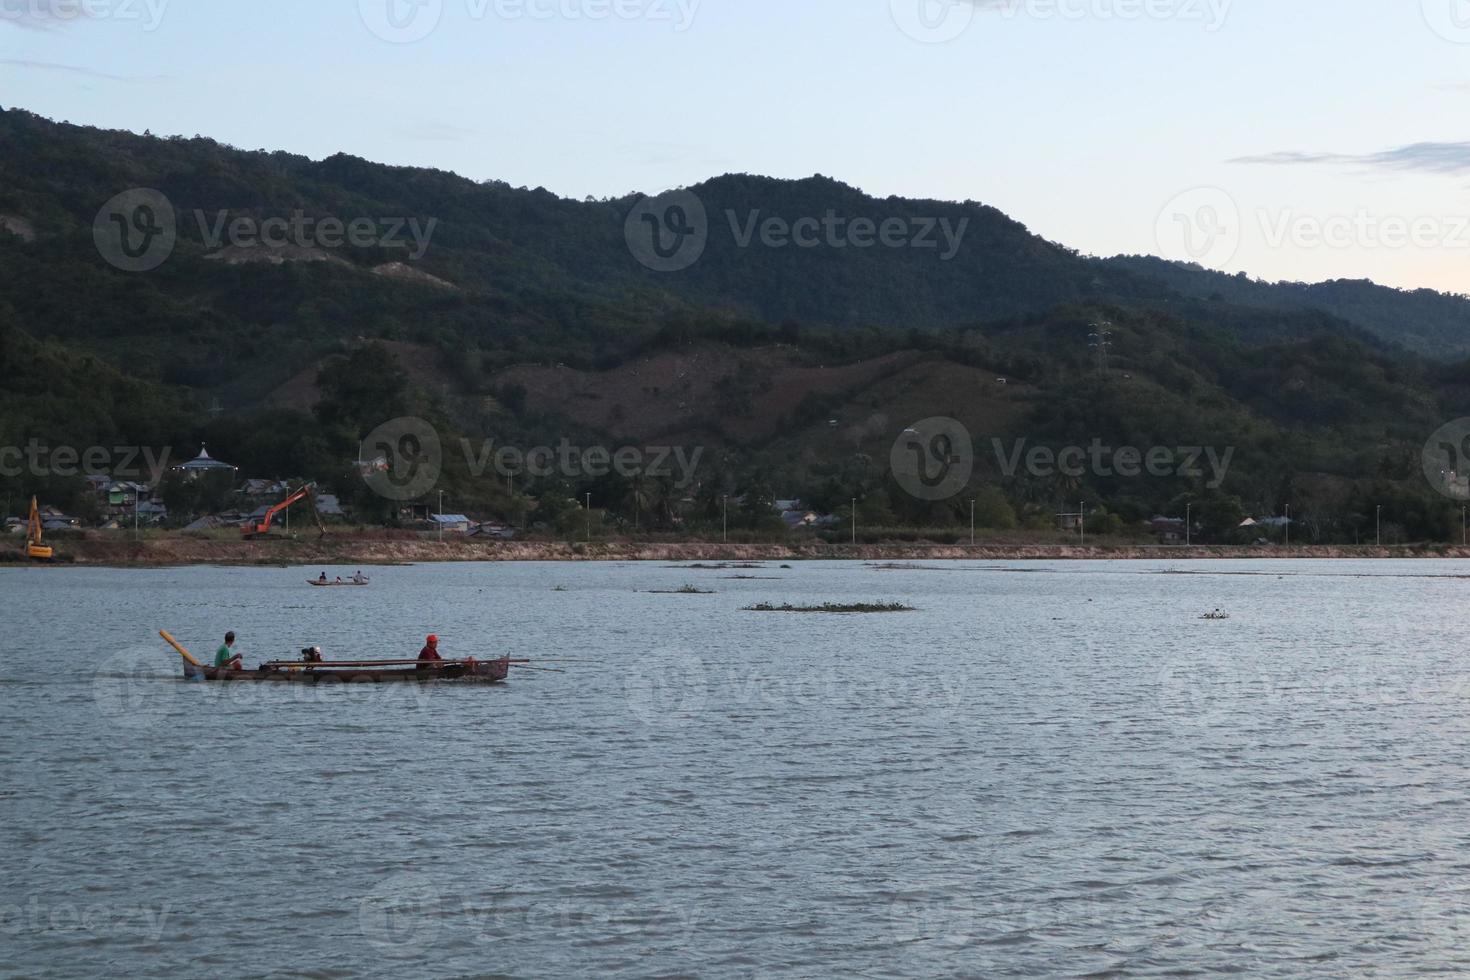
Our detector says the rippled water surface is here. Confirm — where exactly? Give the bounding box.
[6,558,1470,977]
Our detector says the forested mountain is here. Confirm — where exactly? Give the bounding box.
[3,105,1470,543]
[1106,255,1470,358]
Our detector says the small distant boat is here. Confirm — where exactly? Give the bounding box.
[160,631,508,684]
[1200,610,1231,621]
[307,578,370,587]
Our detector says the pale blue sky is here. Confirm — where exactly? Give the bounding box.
[4,0,1470,293]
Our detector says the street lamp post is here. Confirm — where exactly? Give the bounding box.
[970,498,975,547]
[1285,504,1290,551]
[722,494,728,544]
[586,493,592,541]
[1186,503,1191,548]
[1079,501,1085,547]
[851,498,857,546]
[1376,505,1382,547]
[438,490,445,542]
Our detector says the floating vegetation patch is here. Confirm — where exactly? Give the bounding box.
[744,602,915,613]
[645,584,715,594]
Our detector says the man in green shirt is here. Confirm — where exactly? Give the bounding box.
[215,631,243,671]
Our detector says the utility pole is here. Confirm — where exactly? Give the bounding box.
[1186,503,1191,547]
[1285,504,1290,551]
[851,498,857,546]
[1079,501,1085,547]
[586,492,592,541]
[970,498,975,547]
[722,494,728,544]
[1462,505,1466,547]
[438,490,445,542]
[1377,505,1382,547]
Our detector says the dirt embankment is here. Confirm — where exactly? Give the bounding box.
[12,533,1470,567]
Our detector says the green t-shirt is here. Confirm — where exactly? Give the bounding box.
[215,644,236,667]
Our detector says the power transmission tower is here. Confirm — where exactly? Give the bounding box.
[1088,322,1114,377]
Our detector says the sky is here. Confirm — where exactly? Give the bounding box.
[3,0,1470,294]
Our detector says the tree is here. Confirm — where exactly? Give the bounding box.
[973,486,1018,530]
[315,345,408,433]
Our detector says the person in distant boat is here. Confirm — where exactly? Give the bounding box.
[317,572,328,584]
[418,634,443,662]
[215,631,243,671]
[334,576,344,585]
[352,571,367,585]
[301,646,323,664]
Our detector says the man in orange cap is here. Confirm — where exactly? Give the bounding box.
[418,634,443,662]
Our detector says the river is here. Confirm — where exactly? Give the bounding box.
[3,559,1469,977]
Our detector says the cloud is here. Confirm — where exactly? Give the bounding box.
[0,58,166,82]
[1231,142,1470,176]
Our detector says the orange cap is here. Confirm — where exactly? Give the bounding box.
[427,634,438,644]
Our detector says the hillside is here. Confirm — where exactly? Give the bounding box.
[1107,255,1470,358]
[4,106,1470,544]
[4,105,1470,366]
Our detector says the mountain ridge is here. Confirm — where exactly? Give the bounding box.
[5,104,1469,357]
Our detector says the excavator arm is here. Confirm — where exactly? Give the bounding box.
[244,483,328,539]
[25,496,53,560]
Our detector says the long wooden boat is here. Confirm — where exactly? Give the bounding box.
[306,579,370,587]
[160,631,508,684]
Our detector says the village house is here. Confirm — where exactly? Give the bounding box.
[428,513,473,534]
[1150,516,1187,543]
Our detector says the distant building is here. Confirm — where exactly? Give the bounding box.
[107,481,151,510]
[1150,516,1187,543]
[238,479,289,500]
[1057,511,1085,532]
[135,501,168,524]
[175,445,237,481]
[316,493,346,518]
[428,514,473,533]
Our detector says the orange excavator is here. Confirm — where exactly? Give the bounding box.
[26,496,53,560]
[242,482,327,539]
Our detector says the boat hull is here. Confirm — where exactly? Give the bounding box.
[183,659,510,683]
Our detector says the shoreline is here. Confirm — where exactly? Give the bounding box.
[7,534,1470,567]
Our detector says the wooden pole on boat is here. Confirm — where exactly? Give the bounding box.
[159,630,204,668]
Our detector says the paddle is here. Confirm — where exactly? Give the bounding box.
[158,630,203,668]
